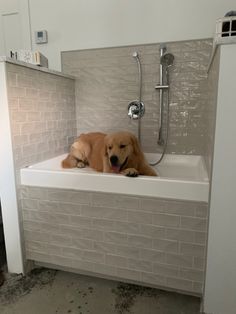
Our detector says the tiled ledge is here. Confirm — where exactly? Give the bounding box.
[0,56,75,80]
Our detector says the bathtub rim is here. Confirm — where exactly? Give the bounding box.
[21,166,209,202]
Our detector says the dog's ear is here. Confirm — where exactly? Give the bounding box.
[131,134,142,156]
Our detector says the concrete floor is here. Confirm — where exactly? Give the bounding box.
[0,267,201,314]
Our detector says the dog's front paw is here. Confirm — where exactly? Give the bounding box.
[122,168,139,177]
[77,161,86,168]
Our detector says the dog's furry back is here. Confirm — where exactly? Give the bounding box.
[62,132,106,171]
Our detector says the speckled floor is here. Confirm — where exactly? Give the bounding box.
[0,268,201,314]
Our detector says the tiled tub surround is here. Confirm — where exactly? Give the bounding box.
[62,39,212,155]
[21,186,208,296]
[2,41,214,292]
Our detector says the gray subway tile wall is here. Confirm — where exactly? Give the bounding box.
[6,63,76,169]
[21,186,208,295]
[61,39,212,155]
[6,62,76,266]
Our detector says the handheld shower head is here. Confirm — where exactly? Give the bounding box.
[132,51,139,58]
[161,52,174,67]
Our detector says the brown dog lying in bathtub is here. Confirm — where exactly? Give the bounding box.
[62,131,157,177]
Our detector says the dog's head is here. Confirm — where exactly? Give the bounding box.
[104,131,140,173]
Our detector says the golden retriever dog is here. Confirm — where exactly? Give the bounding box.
[62,131,157,177]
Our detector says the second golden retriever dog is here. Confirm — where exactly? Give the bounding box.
[62,131,157,177]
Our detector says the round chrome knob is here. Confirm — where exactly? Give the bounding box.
[127,101,145,120]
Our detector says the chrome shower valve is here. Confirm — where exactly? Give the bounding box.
[127,101,145,120]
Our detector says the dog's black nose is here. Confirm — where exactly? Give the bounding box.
[110,155,118,165]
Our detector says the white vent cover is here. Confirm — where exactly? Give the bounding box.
[215,16,236,44]
[207,15,236,72]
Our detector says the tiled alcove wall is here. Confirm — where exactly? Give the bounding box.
[62,39,213,157]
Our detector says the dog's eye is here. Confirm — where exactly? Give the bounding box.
[108,146,112,150]
[120,144,126,149]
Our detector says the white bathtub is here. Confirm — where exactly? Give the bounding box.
[20,153,209,202]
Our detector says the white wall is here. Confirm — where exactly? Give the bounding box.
[0,0,31,56]
[29,0,236,70]
[203,44,236,314]
[0,62,24,273]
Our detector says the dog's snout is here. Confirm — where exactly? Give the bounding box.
[110,155,118,165]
